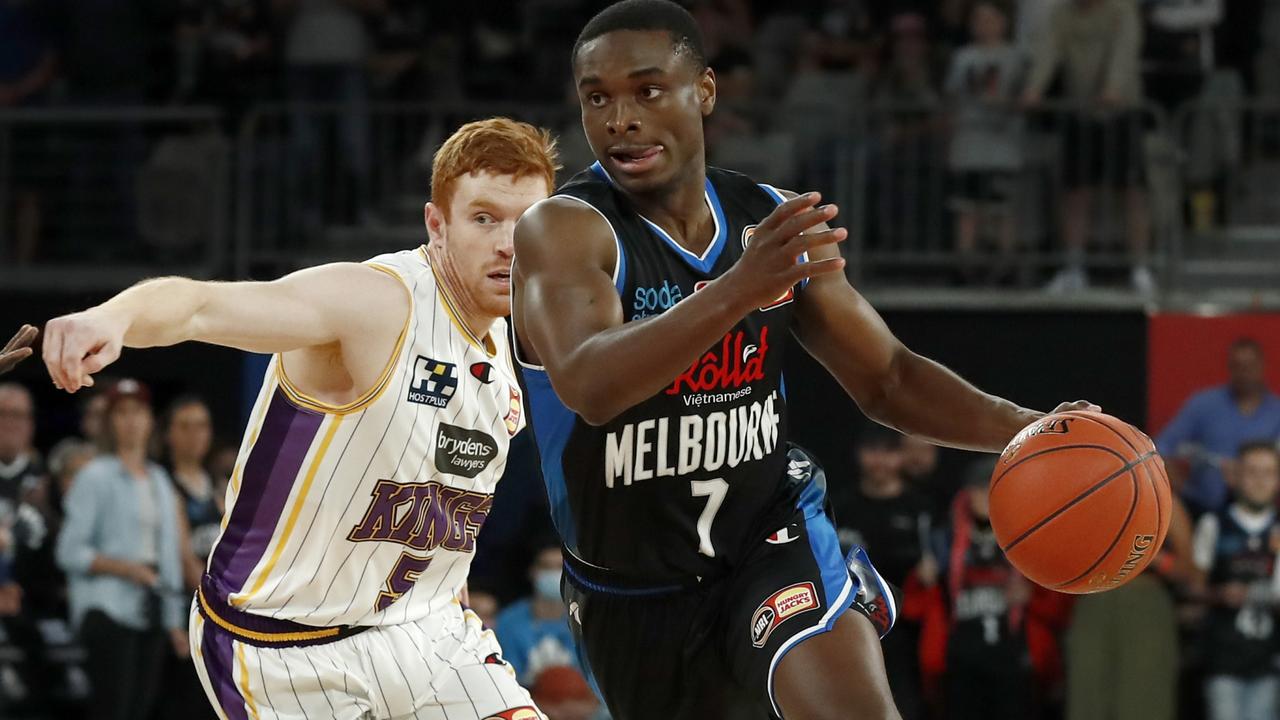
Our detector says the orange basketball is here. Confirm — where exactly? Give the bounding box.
[988,410,1171,595]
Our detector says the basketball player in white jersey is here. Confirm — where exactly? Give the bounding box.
[42,118,557,720]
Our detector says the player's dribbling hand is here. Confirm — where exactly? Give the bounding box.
[42,310,128,393]
[720,191,847,312]
[1050,400,1102,415]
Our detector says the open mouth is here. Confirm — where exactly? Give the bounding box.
[608,145,664,174]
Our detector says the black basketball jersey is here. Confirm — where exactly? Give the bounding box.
[1202,506,1280,677]
[517,162,804,583]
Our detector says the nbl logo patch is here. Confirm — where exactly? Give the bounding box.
[408,356,458,408]
[750,582,820,647]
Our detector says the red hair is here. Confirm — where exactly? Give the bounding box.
[431,117,559,215]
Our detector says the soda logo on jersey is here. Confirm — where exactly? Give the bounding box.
[604,391,781,488]
[751,582,819,647]
[666,326,769,397]
[1106,534,1155,588]
[408,356,458,408]
[632,280,685,319]
[435,424,498,479]
[348,479,493,554]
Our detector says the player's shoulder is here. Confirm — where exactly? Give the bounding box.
[708,165,789,204]
[515,193,616,258]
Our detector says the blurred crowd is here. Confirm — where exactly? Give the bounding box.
[2,336,1280,720]
[4,0,1280,291]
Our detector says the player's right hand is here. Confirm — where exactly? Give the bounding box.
[720,191,847,312]
[43,310,128,393]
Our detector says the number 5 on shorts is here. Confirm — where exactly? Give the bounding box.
[691,478,728,558]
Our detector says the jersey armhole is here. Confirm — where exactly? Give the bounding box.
[275,262,413,415]
[758,183,811,289]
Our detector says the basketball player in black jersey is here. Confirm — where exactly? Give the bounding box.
[511,2,1096,718]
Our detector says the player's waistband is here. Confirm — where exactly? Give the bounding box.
[561,549,713,598]
[196,577,371,649]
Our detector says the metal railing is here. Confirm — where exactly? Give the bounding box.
[0,106,228,291]
[10,98,1280,301]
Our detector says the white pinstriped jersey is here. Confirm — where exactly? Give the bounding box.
[203,247,526,628]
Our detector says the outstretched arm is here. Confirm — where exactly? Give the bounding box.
[44,263,408,394]
[512,193,845,426]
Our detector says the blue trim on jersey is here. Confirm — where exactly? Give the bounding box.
[779,373,787,401]
[797,478,854,612]
[522,367,580,552]
[758,183,786,205]
[614,234,628,294]
[590,161,728,275]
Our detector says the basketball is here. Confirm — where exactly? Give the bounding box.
[989,410,1171,595]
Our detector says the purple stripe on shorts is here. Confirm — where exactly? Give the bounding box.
[207,388,324,594]
[202,619,250,720]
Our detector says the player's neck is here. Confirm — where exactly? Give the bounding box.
[427,245,497,344]
[628,162,715,254]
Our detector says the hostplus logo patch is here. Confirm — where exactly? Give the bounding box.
[408,356,458,408]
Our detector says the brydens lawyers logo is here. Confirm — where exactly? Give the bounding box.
[667,326,769,395]
[434,424,498,479]
[408,356,457,408]
[751,581,820,647]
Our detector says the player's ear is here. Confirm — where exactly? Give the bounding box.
[425,202,447,248]
[698,67,716,117]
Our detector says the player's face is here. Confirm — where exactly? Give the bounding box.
[426,172,550,320]
[574,30,715,194]
[1237,450,1280,509]
[167,402,212,463]
[0,387,33,461]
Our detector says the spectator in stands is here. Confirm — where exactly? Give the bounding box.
[834,425,932,720]
[494,541,578,684]
[1144,0,1223,108]
[466,586,500,629]
[1064,492,1196,720]
[918,458,1036,719]
[55,379,187,720]
[0,383,41,512]
[76,387,110,452]
[0,0,58,266]
[944,1,1026,286]
[277,0,385,230]
[162,395,221,590]
[1023,0,1155,295]
[1192,441,1280,720]
[901,435,958,520]
[197,0,275,123]
[159,395,220,720]
[1157,338,1280,517]
[529,665,602,720]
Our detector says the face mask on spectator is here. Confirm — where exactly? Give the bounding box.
[534,568,562,600]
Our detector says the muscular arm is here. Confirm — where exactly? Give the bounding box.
[515,191,845,426]
[787,192,1040,451]
[512,199,747,426]
[44,263,408,396]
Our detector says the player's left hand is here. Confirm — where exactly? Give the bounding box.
[170,628,190,659]
[0,325,37,375]
[1050,400,1102,415]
